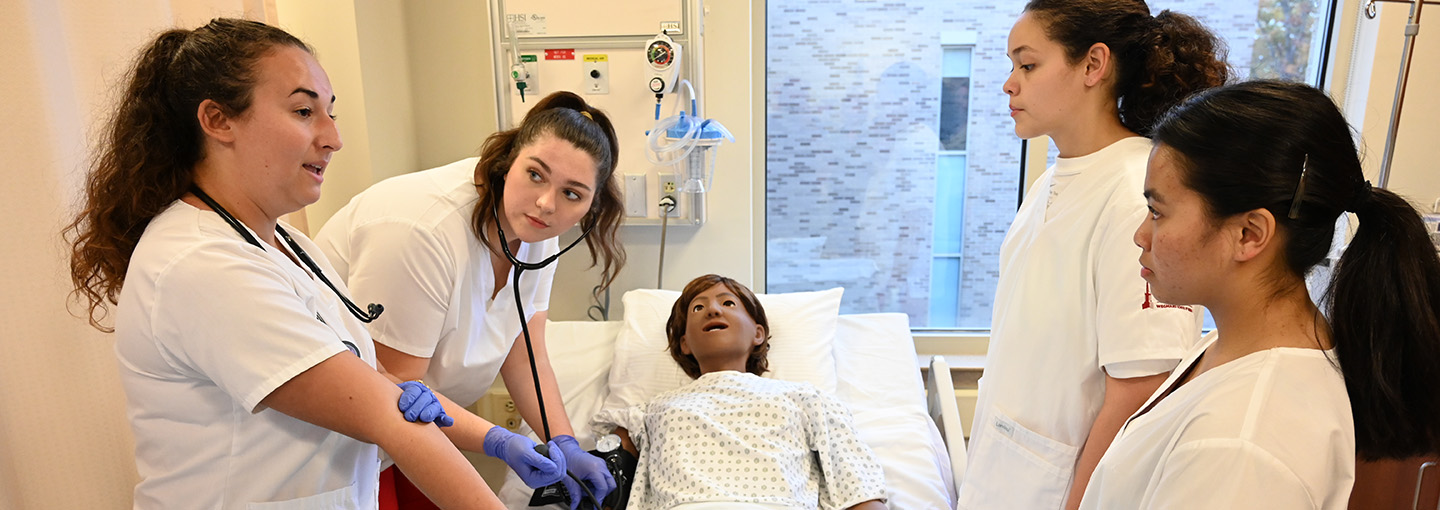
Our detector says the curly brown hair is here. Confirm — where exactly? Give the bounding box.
[665,275,771,379]
[64,19,311,332]
[470,91,626,291]
[1024,0,1231,136]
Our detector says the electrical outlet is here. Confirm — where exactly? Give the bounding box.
[659,174,681,218]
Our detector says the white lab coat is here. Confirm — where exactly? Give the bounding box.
[1080,332,1355,509]
[958,137,1202,509]
[115,201,380,509]
[315,157,558,408]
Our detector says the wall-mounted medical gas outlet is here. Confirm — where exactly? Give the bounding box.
[659,174,682,218]
[512,55,539,98]
[644,32,682,95]
[623,174,646,217]
[583,55,609,95]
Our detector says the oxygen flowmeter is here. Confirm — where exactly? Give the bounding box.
[507,21,531,102]
[644,32,682,95]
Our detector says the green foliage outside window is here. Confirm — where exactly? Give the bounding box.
[1252,0,1320,81]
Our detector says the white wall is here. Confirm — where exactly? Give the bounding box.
[1356,1,1439,209]
[353,0,419,185]
[403,1,498,171]
[1330,0,1439,211]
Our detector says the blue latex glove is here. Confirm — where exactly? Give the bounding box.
[397,381,453,427]
[553,435,616,507]
[559,474,585,510]
[484,426,566,488]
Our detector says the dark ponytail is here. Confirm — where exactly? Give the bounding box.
[1023,0,1230,136]
[65,18,310,332]
[1153,80,1440,460]
[1328,188,1440,459]
[471,91,627,291]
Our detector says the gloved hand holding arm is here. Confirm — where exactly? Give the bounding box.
[396,380,453,427]
[554,435,617,507]
[484,425,567,488]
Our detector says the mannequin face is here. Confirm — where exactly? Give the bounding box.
[1002,11,1091,140]
[500,133,598,243]
[680,283,767,374]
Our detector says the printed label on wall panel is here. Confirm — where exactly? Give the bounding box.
[505,13,548,35]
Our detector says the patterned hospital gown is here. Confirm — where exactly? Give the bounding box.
[593,371,887,510]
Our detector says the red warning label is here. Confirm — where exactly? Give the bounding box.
[545,49,575,60]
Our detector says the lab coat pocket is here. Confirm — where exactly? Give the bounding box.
[958,406,1078,510]
[246,485,358,510]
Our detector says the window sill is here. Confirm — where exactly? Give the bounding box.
[913,330,988,358]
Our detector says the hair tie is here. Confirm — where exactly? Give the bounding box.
[580,110,593,121]
[1346,180,1374,213]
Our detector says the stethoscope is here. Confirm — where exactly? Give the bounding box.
[492,201,603,509]
[190,186,383,356]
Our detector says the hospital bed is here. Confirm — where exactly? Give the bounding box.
[496,288,967,510]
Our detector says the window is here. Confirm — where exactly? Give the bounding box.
[930,42,972,327]
[765,0,1335,331]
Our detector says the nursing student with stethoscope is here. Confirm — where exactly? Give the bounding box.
[65,19,501,509]
[315,91,625,509]
[958,2,1229,509]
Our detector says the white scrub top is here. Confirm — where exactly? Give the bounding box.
[315,157,558,407]
[958,137,1202,509]
[1080,332,1355,509]
[115,201,380,510]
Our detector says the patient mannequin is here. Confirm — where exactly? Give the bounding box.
[595,274,889,510]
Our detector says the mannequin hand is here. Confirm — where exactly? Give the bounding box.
[554,435,616,505]
[396,381,452,427]
[484,426,566,487]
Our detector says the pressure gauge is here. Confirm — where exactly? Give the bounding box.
[643,32,682,95]
[596,433,622,453]
[647,40,675,68]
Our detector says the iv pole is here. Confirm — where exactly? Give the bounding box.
[1364,0,1434,188]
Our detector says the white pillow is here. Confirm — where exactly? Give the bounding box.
[597,287,843,418]
[834,313,956,510]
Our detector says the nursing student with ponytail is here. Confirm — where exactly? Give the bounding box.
[315,91,626,509]
[1081,80,1440,508]
[960,1,1228,508]
[65,18,501,509]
